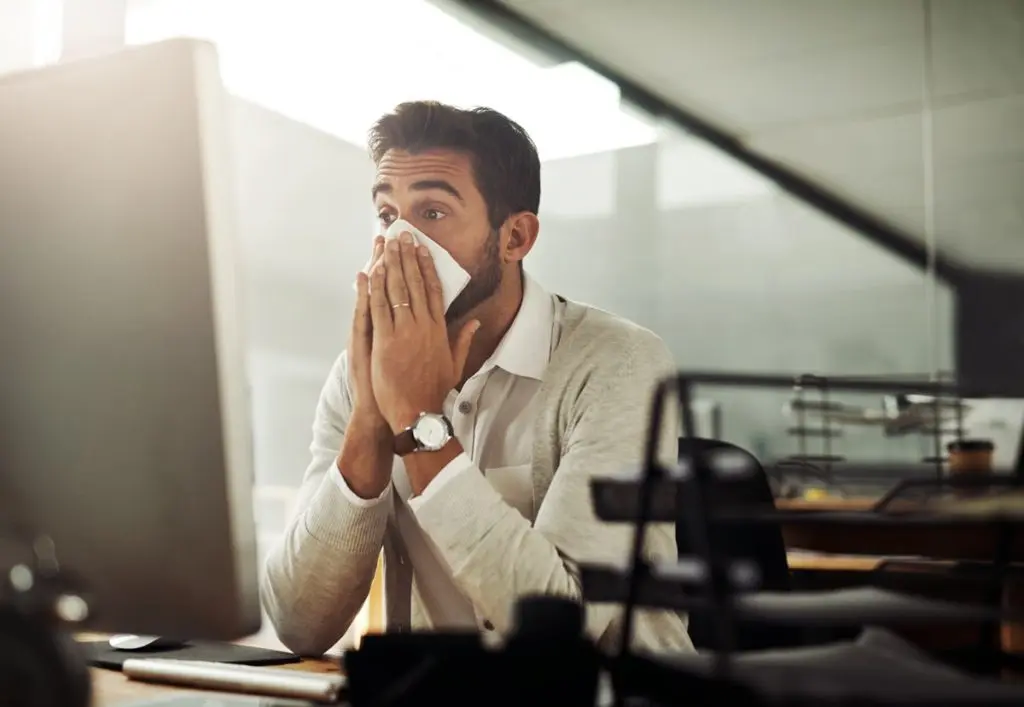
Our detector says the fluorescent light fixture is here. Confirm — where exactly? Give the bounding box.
[123,0,656,161]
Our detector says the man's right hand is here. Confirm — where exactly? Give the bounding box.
[348,237,387,424]
[338,237,395,500]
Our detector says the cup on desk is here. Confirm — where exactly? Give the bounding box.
[947,438,995,497]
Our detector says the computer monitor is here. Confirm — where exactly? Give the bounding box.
[0,39,259,640]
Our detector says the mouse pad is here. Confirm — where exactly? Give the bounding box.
[78,640,302,671]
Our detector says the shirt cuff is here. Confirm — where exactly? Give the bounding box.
[408,452,475,511]
[330,458,392,508]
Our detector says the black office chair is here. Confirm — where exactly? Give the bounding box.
[675,437,804,652]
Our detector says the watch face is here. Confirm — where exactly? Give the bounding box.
[413,414,450,451]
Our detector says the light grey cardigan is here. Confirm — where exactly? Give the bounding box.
[261,299,692,656]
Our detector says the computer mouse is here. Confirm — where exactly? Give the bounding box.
[107,634,186,651]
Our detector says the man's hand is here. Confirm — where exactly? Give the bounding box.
[369,233,480,433]
[348,237,388,427]
[335,237,393,500]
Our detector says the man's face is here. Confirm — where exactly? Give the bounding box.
[372,149,503,323]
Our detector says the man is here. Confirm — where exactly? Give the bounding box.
[262,101,691,656]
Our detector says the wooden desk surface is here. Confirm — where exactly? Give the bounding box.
[91,657,339,706]
[774,496,1024,562]
[85,499,1016,704]
[775,497,876,512]
[786,552,884,572]
[78,632,340,707]
[81,552,892,706]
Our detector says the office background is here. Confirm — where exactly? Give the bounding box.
[3,0,1021,644]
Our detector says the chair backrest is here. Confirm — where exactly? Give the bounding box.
[675,437,801,651]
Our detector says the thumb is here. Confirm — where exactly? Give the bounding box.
[452,320,481,380]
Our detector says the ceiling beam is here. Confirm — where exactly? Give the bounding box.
[442,0,965,285]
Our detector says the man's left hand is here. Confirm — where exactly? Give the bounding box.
[369,233,479,433]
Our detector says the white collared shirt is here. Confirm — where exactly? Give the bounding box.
[333,274,563,626]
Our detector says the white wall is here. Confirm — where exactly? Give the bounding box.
[225,96,377,648]
[226,98,370,553]
[0,0,36,73]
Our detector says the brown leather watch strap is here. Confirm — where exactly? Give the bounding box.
[393,428,418,456]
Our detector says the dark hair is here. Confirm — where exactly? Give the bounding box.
[368,101,541,230]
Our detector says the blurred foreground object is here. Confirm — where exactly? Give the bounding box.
[1,38,258,704]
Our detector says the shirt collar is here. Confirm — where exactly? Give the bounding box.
[479,273,553,381]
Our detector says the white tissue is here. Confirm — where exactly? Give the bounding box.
[359,219,470,314]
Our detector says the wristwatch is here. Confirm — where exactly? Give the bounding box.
[393,412,454,456]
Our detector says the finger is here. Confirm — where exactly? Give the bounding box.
[452,320,481,381]
[369,263,393,336]
[417,244,445,322]
[352,272,372,342]
[398,233,429,319]
[383,239,414,322]
[366,233,385,286]
[349,273,373,398]
[370,236,385,268]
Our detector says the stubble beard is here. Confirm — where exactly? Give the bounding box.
[444,227,503,325]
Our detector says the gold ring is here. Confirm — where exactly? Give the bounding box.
[391,302,411,310]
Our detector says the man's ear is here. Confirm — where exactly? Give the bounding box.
[503,212,539,265]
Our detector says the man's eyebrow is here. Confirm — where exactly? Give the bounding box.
[371,179,464,203]
[410,179,464,203]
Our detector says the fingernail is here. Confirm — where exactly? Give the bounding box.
[400,232,414,245]
[387,239,399,251]
[417,245,429,257]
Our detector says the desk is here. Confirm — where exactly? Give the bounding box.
[775,497,1024,562]
[85,556,387,706]
[81,556,865,705]
[778,498,1024,655]
[91,657,339,706]
[786,552,883,572]
[78,633,340,707]
[85,500,1017,704]
[777,497,875,512]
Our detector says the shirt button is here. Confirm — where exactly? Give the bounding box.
[483,620,495,631]
[458,401,473,415]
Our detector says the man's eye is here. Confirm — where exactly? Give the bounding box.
[378,212,396,225]
[424,209,445,221]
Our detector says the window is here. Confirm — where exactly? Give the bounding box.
[124,0,656,160]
